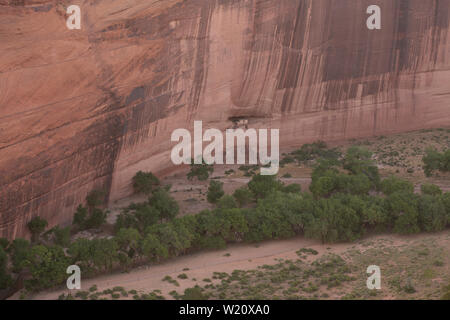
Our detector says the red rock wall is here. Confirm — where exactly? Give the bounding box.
[1,0,449,239]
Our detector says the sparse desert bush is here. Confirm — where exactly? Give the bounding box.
[187,159,214,181]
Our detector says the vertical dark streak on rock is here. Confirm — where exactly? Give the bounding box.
[188,2,213,116]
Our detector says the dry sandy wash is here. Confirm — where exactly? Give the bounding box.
[26,231,450,300]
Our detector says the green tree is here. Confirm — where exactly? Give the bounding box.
[244,193,297,242]
[207,180,225,204]
[343,146,373,174]
[170,219,194,255]
[381,176,414,196]
[73,205,88,229]
[134,204,160,229]
[84,208,107,229]
[27,216,48,242]
[338,174,372,195]
[149,188,179,222]
[423,148,443,177]
[217,195,238,209]
[25,245,69,291]
[187,159,214,181]
[418,195,447,232]
[115,228,141,259]
[290,141,341,164]
[442,150,450,172]
[86,190,106,208]
[89,238,119,272]
[360,196,390,231]
[217,208,249,242]
[146,223,189,257]
[132,171,160,195]
[52,226,71,247]
[442,192,450,226]
[248,174,283,199]
[141,233,168,262]
[190,210,226,249]
[115,202,160,233]
[421,183,442,196]
[385,192,420,235]
[343,146,380,187]
[282,183,301,194]
[305,196,363,243]
[68,238,95,273]
[0,238,9,250]
[10,238,31,273]
[233,187,254,207]
[114,212,138,233]
[309,160,340,198]
[69,238,118,274]
[0,246,12,290]
[310,175,337,198]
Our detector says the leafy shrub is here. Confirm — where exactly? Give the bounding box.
[386,192,420,235]
[52,226,71,247]
[0,238,9,250]
[86,190,106,207]
[0,247,12,290]
[73,194,107,232]
[207,180,225,204]
[217,195,237,209]
[149,188,179,222]
[282,184,301,194]
[115,202,160,233]
[132,171,160,195]
[233,187,254,207]
[289,141,341,165]
[187,159,214,181]
[423,148,450,176]
[420,183,442,196]
[10,239,31,273]
[381,176,414,196]
[418,195,447,232]
[25,245,69,291]
[182,286,208,300]
[248,174,283,199]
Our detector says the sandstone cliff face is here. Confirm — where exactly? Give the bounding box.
[1,0,449,238]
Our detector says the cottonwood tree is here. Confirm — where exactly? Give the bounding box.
[149,188,179,222]
[207,180,225,204]
[27,217,48,242]
[233,187,254,207]
[132,171,160,195]
[247,174,283,199]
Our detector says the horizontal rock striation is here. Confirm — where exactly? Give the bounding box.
[0,0,449,238]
